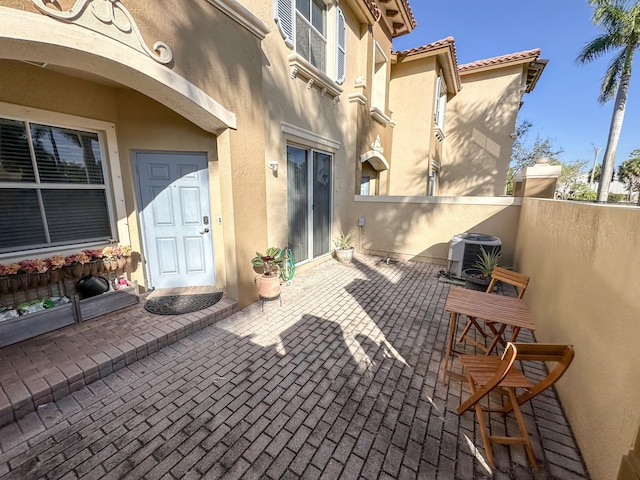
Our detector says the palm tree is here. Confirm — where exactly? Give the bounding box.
[617,149,640,203]
[576,0,640,203]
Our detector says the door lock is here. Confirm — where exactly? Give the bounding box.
[203,216,209,225]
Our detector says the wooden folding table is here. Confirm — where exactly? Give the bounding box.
[442,286,535,383]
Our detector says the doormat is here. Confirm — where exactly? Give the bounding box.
[144,292,223,315]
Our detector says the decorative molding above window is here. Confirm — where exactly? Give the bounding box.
[31,0,173,64]
[288,53,343,103]
[206,0,270,39]
[434,127,445,142]
[370,106,391,126]
[281,121,341,151]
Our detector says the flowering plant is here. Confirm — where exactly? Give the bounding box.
[102,243,132,259]
[83,249,104,260]
[47,255,65,270]
[18,259,38,273]
[0,263,20,276]
[0,243,135,280]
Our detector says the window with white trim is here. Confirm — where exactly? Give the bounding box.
[372,42,388,112]
[0,117,114,254]
[275,0,346,84]
[434,74,448,141]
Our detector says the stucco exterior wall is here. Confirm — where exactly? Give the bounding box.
[514,198,640,480]
[388,58,436,196]
[351,196,521,266]
[443,66,522,196]
[0,1,269,306]
[0,61,229,290]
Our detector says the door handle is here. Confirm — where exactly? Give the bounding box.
[200,228,210,234]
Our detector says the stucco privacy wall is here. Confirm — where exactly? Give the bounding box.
[443,65,522,196]
[351,196,521,265]
[514,198,640,480]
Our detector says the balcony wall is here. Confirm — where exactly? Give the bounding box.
[514,198,640,480]
[350,195,522,267]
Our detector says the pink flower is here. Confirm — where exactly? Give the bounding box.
[18,259,38,273]
[47,255,65,269]
[34,258,48,273]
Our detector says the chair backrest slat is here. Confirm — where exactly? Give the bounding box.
[487,266,530,299]
[509,343,575,408]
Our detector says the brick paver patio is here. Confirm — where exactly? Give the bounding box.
[0,255,589,479]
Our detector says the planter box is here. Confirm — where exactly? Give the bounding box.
[0,302,76,348]
[77,283,139,322]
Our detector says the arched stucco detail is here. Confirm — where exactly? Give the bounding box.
[0,7,237,133]
[360,150,390,171]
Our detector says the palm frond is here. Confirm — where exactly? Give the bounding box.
[600,51,626,102]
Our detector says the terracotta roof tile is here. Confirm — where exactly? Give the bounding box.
[458,48,542,72]
[393,37,461,90]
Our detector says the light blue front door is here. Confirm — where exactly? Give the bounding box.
[134,152,215,289]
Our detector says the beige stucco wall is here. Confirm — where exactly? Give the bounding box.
[351,196,521,266]
[514,198,640,480]
[0,1,270,306]
[388,57,436,196]
[0,61,229,290]
[443,66,522,196]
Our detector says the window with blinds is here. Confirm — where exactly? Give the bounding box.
[274,0,346,83]
[0,118,113,253]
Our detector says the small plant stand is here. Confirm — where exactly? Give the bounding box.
[259,294,282,312]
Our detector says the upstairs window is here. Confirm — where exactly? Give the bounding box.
[296,0,326,71]
[0,117,113,254]
[275,0,346,84]
[370,41,390,124]
[434,74,448,141]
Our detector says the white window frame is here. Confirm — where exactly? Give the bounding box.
[434,73,448,141]
[0,102,127,260]
[370,41,391,125]
[275,0,346,89]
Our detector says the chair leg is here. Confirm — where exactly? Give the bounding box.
[475,398,495,468]
[507,388,538,470]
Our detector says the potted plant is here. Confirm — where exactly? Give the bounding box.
[251,247,283,299]
[462,247,501,291]
[333,232,354,264]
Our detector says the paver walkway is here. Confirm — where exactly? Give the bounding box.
[0,255,589,479]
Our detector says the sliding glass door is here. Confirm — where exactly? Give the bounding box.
[287,145,332,264]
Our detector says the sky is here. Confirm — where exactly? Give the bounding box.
[391,0,640,170]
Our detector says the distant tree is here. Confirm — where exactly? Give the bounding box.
[511,120,563,174]
[556,159,589,200]
[587,163,616,183]
[618,149,640,203]
[576,0,640,202]
[570,183,598,201]
[507,120,563,194]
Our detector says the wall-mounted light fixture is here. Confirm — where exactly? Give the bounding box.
[268,161,278,172]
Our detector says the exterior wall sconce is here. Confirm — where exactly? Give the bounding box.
[268,161,278,172]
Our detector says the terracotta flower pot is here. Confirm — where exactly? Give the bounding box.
[256,274,281,299]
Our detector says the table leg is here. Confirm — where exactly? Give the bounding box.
[442,311,458,384]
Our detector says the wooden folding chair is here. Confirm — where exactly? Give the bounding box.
[457,266,530,354]
[457,342,575,470]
